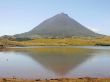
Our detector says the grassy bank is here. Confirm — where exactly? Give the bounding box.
[1,78,110,82]
[16,37,110,46]
[1,36,110,46]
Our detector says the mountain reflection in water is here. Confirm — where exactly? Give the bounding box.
[0,46,110,79]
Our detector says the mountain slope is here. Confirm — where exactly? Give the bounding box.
[15,13,102,38]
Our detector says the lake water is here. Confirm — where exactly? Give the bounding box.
[0,46,110,79]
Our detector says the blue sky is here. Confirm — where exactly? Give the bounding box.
[0,0,110,36]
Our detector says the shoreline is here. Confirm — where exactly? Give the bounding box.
[0,78,110,82]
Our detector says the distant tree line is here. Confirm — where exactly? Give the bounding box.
[15,38,32,41]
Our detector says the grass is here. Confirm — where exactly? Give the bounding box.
[1,36,110,46]
[15,36,110,46]
[0,78,110,82]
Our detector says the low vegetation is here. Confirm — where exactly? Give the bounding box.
[0,78,110,82]
[1,36,110,47]
[0,38,22,48]
[15,36,110,46]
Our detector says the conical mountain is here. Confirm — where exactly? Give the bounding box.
[15,13,102,38]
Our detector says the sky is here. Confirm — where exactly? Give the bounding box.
[0,0,110,36]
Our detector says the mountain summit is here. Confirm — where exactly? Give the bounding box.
[15,13,102,38]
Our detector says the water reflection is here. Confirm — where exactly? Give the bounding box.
[67,52,110,78]
[0,52,58,79]
[29,49,93,75]
[0,47,110,79]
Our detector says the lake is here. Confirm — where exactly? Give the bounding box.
[0,46,110,79]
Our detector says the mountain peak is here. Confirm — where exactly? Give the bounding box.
[59,12,68,16]
[55,13,69,18]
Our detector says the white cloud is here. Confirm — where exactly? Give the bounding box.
[87,26,99,32]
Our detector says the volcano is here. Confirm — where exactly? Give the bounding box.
[15,13,102,38]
